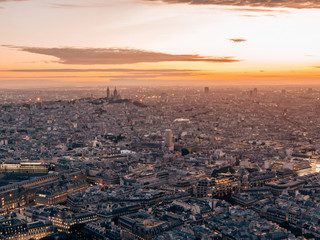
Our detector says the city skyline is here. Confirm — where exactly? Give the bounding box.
[2,2,320,238]
[0,0,320,86]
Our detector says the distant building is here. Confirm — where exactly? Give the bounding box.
[84,221,121,240]
[204,87,209,94]
[106,87,120,100]
[119,212,171,240]
[35,180,88,206]
[253,88,258,97]
[0,219,53,240]
[49,211,97,232]
[160,93,168,102]
[107,87,110,98]
[114,87,118,98]
[196,175,241,198]
[0,162,53,174]
[265,179,305,196]
[0,174,60,210]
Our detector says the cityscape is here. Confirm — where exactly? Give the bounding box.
[0,86,320,239]
[1,0,320,239]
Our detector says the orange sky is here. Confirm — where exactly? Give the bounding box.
[0,0,319,86]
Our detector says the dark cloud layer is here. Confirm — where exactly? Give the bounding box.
[146,0,320,9]
[4,46,240,64]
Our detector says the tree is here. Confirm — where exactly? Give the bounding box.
[181,148,189,156]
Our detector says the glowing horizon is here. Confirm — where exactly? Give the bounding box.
[0,0,319,86]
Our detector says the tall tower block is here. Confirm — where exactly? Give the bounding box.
[165,129,174,151]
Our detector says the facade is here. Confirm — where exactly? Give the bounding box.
[35,181,88,206]
[0,219,53,240]
[0,174,60,210]
[49,212,97,232]
[196,175,241,198]
[265,179,305,196]
[0,162,52,174]
[27,221,54,240]
[119,212,171,240]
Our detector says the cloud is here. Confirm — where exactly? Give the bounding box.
[229,38,247,43]
[239,14,258,17]
[227,7,290,17]
[227,8,290,13]
[145,0,320,9]
[4,46,240,64]
[49,4,84,8]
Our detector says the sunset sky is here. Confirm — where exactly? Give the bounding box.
[1,0,320,86]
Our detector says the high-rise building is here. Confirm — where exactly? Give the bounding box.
[165,129,174,151]
[204,87,209,94]
[253,88,258,97]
